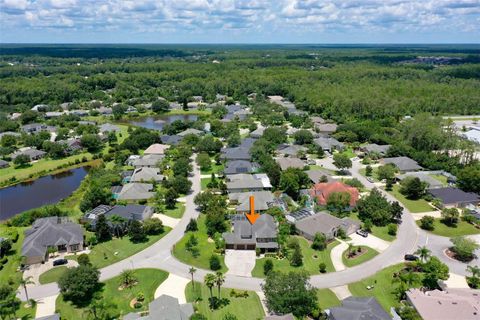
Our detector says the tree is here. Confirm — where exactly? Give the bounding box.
[388,223,397,236]
[152,99,170,113]
[466,265,480,289]
[332,153,352,172]
[19,276,34,304]
[421,256,449,289]
[173,158,192,177]
[319,262,327,273]
[128,220,146,243]
[86,293,115,320]
[357,188,394,226]
[400,177,427,200]
[327,192,351,215]
[293,130,314,145]
[377,164,396,181]
[0,238,12,257]
[58,264,100,305]
[171,175,192,194]
[450,236,479,261]
[165,187,178,209]
[264,259,274,275]
[186,234,199,256]
[143,218,164,235]
[441,208,459,226]
[80,134,103,153]
[204,273,216,298]
[456,165,480,194]
[419,215,435,231]
[14,154,30,167]
[279,170,300,198]
[290,244,303,267]
[215,271,225,297]
[390,201,404,221]
[262,271,318,318]
[186,218,198,232]
[1,134,16,147]
[0,285,20,320]
[196,152,211,171]
[415,246,431,263]
[77,253,91,266]
[20,110,39,124]
[80,183,112,213]
[209,254,221,271]
[311,232,327,251]
[189,267,197,289]
[119,269,137,288]
[365,165,373,177]
[95,214,112,242]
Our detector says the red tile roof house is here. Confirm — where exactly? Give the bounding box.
[309,181,360,209]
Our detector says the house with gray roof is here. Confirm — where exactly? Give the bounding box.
[316,123,338,134]
[224,160,258,175]
[223,214,278,252]
[123,294,194,320]
[132,154,164,168]
[11,148,47,161]
[0,131,21,139]
[229,191,275,212]
[314,137,344,152]
[160,134,183,146]
[250,126,265,138]
[97,106,113,115]
[276,157,306,171]
[327,296,391,320]
[0,159,9,168]
[221,147,251,161]
[99,123,120,133]
[177,128,204,137]
[265,314,295,320]
[22,217,84,265]
[361,144,391,156]
[397,172,444,189]
[130,167,163,182]
[84,204,154,227]
[226,173,272,193]
[305,169,335,184]
[294,212,360,240]
[116,183,155,200]
[428,187,480,208]
[277,145,308,157]
[22,123,56,134]
[381,156,422,172]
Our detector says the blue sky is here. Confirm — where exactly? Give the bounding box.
[1,0,479,43]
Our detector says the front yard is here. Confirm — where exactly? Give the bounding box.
[342,246,379,268]
[251,237,339,278]
[416,218,480,237]
[39,266,69,284]
[389,185,433,213]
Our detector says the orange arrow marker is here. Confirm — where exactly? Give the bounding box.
[245,195,260,225]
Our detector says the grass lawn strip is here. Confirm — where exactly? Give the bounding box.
[67,228,171,269]
[172,215,227,272]
[342,246,379,268]
[39,266,69,285]
[251,237,339,278]
[185,282,264,320]
[56,268,168,319]
[316,289,341,310]
[163,202,185,219]
[416,218,480,237]
[350,213,396,242]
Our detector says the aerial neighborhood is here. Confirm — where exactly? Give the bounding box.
[0,45,479,320]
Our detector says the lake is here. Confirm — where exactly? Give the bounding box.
[129,114,198,131]
[0,166,89,220]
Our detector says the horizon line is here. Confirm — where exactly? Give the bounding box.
[1,42,480,45]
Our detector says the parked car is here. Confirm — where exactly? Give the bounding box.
[53,258,68,266]
[404,254,419,261]
[356,229,368,238]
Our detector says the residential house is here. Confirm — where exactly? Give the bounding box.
[294,212,360,240]
[229,191,275,212]
[309,181,359,208]
[83,204,154,226]
[123,294,194,320]
[11,148,47,161]
[381,156,423,173]
[144,143,170,155]
[78,120,97,126]
[126,106,137,113]
[22,217,84,265]
[216,94,227,101]
[57,138,82,153]
[35,314,60,320]
[160,134,183,146]
[327,297,391,320]
[177,128,204,137]
[132,154,164,168]
[250,126,265,138]
[226,173,272,193]
[276,157,306,171]
[69,109,89,117]
[361,144,391,156]
[277,145,308,157]
[311,116,326,126]
[45,111,65,118]
[97,106,113,115]
[428,187,480,208]
[9,112,22,120]
[130,167,163,182]
[0,131,21,139]
[223,214,278,252]
[99,123,120,133]
[0,159,9,169]
[221,147,251,161]
[397,172,444,189]
[265,314,295,320]
[192,95,203,102]
[313,137,344,152]
[305,169,335,184]
[22,123,56,134]
[316,123,338,134]
[115,183,155,200]
[31,104,48,112]
[406,288,480,320]
[224,160,258,175]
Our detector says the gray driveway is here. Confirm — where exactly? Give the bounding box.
[225,250,256,277]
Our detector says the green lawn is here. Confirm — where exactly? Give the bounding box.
[349,263,419,312]
[0,226,28,286]
[201,178,212,190]
[56,268,168,319]
[341,148,356,159]
[317,289,341,310]
[201,163,224,175]
[389,185,433,213]
[68,228,170,269]
[185,282,264,320]
[416,218,480,237]
[251,237,339,277]
[163,202,185,219]
[342,246,379,268]
[173,215,227,272]
[39,266,68,284]
[350,213,396,241]
[359,167,380,182]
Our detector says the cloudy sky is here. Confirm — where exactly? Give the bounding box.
[1,0,479,43]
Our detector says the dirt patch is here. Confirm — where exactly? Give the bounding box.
[445,248,474,263]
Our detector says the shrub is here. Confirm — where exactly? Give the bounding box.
[419,216,435,231]
[319,262,327,273]
[387,223,397,236]
[264,259,274,275]
[209,254,221,271]
[77,254,91,266]
[185,218,198,232]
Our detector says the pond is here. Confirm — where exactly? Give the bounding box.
[129,114,198,131]
[0,166,89,221]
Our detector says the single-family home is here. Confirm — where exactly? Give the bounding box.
[97,107,113,115]
[250,127,265,138]
[305,169,335,184]
[313,137,344,152]
[309,181,359,208]
[160,134,183,146]
[361,144,391,156]
[57,138,82,153]
[226,173,272,193]
[221,147,251,161]
[132,154,164,168]
[115,183,155,200]
[327,297,391,320]
[224,160,258,175]
[223,214,278,252]
[22,123,56,134]
[0,131,21,139]
[123,294,194,320]
[69,109,89,117]
[316,123,338,134]
[11,148,47,161]
[143,143,170,155]
[311,116,326,126]
[277,145,308,157]
[229,191,275,212]
[462,129,480,145]
[35,314,60,320]
[397,172,444,189]
[295,212,360,241]
[22,217,84,265]
[45,111,65,118]
[428,187,480,208]
[276,157,306,171]
[265,314,295,320]
[177,128,204,137]
[130,167,163,182]
[406,288,480,320]
[381,156,422,173]
[83,204,154,226]
[99,123,120,133]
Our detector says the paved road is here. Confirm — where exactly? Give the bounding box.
[20,157,478,301]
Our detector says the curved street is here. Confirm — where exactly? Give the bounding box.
[19,157,479,301]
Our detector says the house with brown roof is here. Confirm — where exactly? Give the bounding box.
[309,181,359,208]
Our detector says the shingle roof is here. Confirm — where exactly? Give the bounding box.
[177,128,204,137]
[160,135,183,145]
[224,160,257,174]
[132,154,164,167]
[428,187,480,206]
[276,157,305,170]
[130,167,163,182]
[329,296,391,320]
[226,173,272,191]
[99,123,120,133]
[295,212,359,237]
[277,145,307,156]
[123,295,194,320]
[382,156,422,172]
[117,183,154,200]
[363,144,391,155]
[229,191,274,212]
[221,147,251,161]
[106,204,152,221]
[223,214,278,247]
[143,143,169,155]
[313,137,344,151]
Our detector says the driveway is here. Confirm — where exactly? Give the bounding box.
[154,273,190,304]
[349,233,390,252]
[330,241,349,271]
[152,213,180,229]
[35,294,58,318]
[225,250,256,277]
[23,256,78,286]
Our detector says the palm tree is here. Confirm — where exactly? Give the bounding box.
[215,271,225,298]
[415,246,431,263]
[19,276,34,304]
[204,273,216,299]
[189,267,197,289]
[109,215,126,238]
[467,265,480,278]
[119,269,137,288]
[347,243,355,258]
